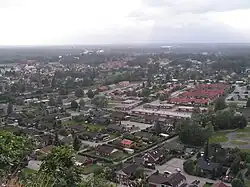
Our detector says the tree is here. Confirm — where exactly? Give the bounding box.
[159,94,166,101]
[183,159,194,174]
[56,96,63,105]
[54,132,60,146]
[47,134,54,146]
[245,165,250,176]
[75,88,84,98]
[59,87,68,95]
[7,103,13,114]
[204,142,210,160]
[71,100,79,110]
[231,156,241,175]
[51,77,56,88]
[231,178,244,187]
[204,122,214,140]
[237,172,244,184]
[91,95,108,108]
[178,118,213,146]
[73,136,81,151]
[40,146,81,187]
[79,99,85,109]
[141,88,150,97]
[87,89,95,99]
[48,97,56,106]
[247,98,250,107]
[233,115,247,129]
[153,121,162,134]
[214,97,227,111]
[142,97,150,103]
[0,131,33,178]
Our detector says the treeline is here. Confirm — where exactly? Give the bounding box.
[177,99,247,146]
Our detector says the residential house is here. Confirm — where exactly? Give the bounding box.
[164,142,184,154]
[107,123,129,133]
[144,149,165,164]
[111,111,128,121]
[197,158,220,175]
[148,172,186,187]
[120,139,134,148]
[68,124,87,133]
[115,163,143,185]
[96,145,118,157]
[92,116,110,126]
[134,131,153,141]
[75,155,93,166]
[44,106,62,115]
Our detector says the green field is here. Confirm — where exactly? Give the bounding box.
[231,140,249,145]
[237,126,250,133]
[209,131,229,143]
[235,133,249,138]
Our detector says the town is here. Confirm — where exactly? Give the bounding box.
[1,45,250,187]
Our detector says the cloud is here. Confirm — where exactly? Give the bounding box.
[0,0,250,45]
[142,0,250,13]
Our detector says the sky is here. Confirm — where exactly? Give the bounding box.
[0,0,250,45]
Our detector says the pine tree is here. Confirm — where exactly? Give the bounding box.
[73,136,81,151]
[204,142,209,160]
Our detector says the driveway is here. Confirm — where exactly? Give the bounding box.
[156,158,217,187]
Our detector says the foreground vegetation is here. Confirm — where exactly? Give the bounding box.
[0,130,116,187]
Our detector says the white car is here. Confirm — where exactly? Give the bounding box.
[176,168,181,172]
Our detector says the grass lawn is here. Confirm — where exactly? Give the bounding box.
[82,164,103,175]
[111,151,129,160]
[231,140,249,145]
[203,184,212,187]
[84,123,105,131]
[209,132,229,143]
[235,132,249,138]
[236,126,250,133]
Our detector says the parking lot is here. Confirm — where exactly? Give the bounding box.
[156,158,216,187]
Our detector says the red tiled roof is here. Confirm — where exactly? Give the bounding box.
[121,139,133,145]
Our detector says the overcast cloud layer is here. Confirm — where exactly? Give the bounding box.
[0,0,250,45]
